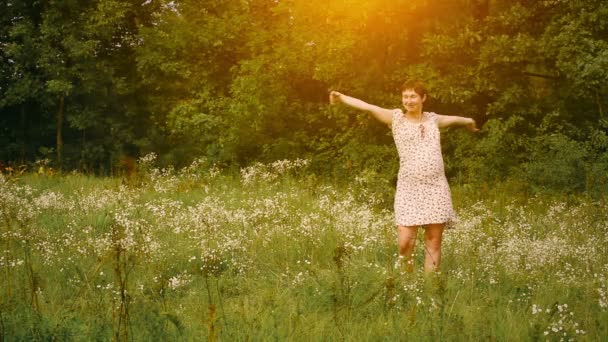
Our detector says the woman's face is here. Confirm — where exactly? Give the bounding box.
[402,89,426,113]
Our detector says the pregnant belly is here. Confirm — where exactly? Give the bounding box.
[399,154,445,181]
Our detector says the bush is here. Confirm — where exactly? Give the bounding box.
[519,133,587,193]
[584,124,608,197]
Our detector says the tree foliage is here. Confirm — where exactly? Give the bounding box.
[1,0,607,191]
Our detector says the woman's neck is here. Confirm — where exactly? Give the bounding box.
[405,109,423,120]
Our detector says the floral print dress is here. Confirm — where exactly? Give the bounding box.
[391,109,456,228]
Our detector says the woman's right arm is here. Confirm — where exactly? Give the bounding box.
[329,91,394,125]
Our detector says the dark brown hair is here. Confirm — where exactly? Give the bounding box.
[400,80,427,98]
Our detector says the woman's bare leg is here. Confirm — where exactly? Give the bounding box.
[423,223,445,272]
[398,225,418,272]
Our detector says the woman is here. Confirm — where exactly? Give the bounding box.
[329,80,478,272]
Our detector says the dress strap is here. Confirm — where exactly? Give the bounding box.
[425,112,439,123]
[391,109,403,126]
[393,109,403,120]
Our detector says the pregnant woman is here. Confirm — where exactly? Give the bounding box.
[329,80,478,272]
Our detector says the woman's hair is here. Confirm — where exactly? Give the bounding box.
[400,80,427,98]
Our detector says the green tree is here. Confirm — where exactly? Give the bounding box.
[134,0,249,166]
[1,0,606,192]
[1,0,157,171]
[0,0,46,164]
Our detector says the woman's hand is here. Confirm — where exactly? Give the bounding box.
[436,115,479,131]
[327,90,393,125]
[466,118,479,132]
[329,91,342,105]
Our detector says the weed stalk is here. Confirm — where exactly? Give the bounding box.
[331,243,352,339]
[22,236,40,312]
[111,222,131,341]
[1,204,13,299]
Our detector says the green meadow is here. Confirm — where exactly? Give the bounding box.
[1,158,606,341]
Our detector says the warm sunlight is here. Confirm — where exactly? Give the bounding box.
[1,0,607,339]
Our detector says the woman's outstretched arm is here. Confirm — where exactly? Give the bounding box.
[329,91,394,125]
[436,115,479,132]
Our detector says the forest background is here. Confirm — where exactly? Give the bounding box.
[1,0,607,194]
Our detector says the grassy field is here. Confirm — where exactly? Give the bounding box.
[1,156,607,341]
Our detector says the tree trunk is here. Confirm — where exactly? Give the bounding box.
[474,0,490,20]
[595,89,604,119]
[56,96,64,168]
[20,105,26,164]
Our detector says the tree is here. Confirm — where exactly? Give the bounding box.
[0,0,606,191]
[0,0,46,164]
[1,0,157,171]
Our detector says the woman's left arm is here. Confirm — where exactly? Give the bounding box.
[436,114,479,132]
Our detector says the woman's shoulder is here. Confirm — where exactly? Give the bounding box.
[391,108,403,120]
[425,111,439,122]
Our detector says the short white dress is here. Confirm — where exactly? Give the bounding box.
[391,109,456,228]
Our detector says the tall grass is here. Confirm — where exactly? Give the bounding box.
[1,155,606,340]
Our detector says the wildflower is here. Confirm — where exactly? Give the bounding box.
[168,273,192,290]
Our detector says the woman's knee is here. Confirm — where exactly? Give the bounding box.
[424,237,442,252]
[399,237,416,250]
[398,226,417,247]
[424,226,444,250]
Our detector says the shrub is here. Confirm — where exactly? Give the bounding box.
[520,133,587,193]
